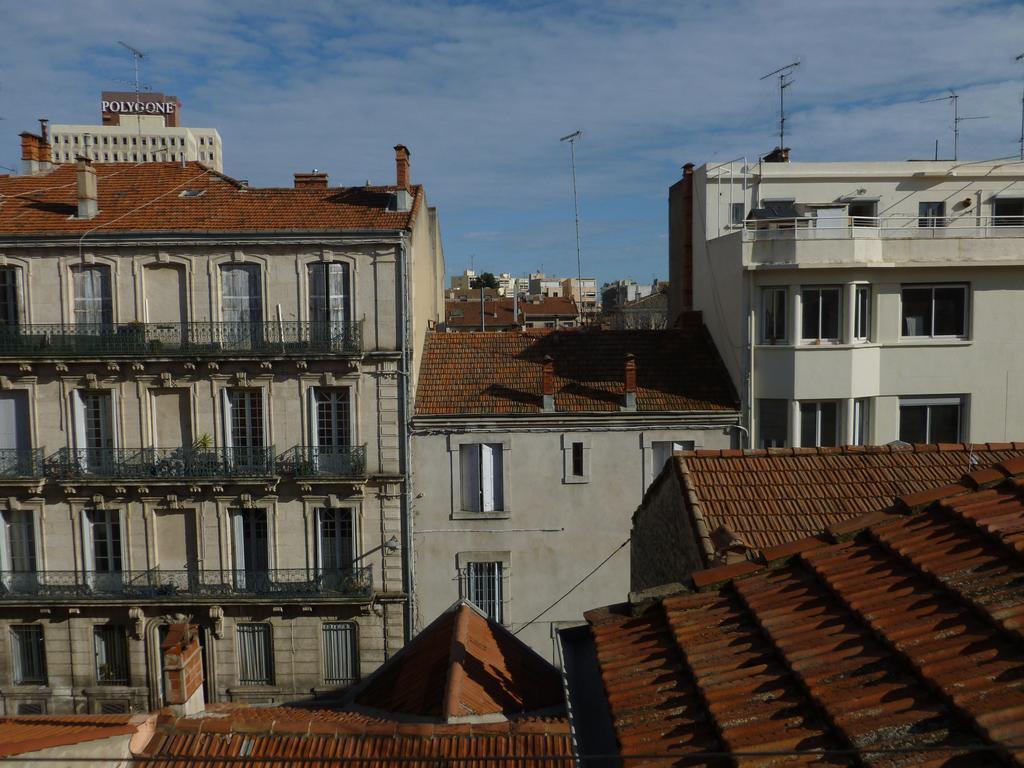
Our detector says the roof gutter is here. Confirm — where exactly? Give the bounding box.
[0,229,411,248]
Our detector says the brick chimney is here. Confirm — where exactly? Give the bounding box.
[394,145,412,212]
[622,353,637,411]
[541,355,555,411]
[764,147,790,163]
[294,171,328,188]
[76,158,98,219]
[19,123,53,176]
[161,624,205,716]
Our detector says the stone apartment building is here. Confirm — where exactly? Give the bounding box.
[0,134,443,714]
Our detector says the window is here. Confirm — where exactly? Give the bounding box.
[993,198,1024,226]
[571,442,584,477]
[232,508,269,586]
[847,201,877,226]
[322,623,357,686]
[918,201,946,227]
[0,268,21,328]
[236,623,273,685]
[901,285,967,338]
[131,137,137,146]
[801,287,841,342]
[652,441,695,473]
[465,561,503,623]
[757,400,788,448]
[899,397,962,444]
[227,389,264,450]
[11,625,46,685]
[460,444,504,513]
[854,285,871,341]
[799,402,838,447]
[89,509,123,574]
[308,262,351,339]
[3,509,37,575]
[72,265,112,327]
[76,390,114,471]
[730,202,745,225]
[317,508,355,578]
[852,399,870,445]
[761,287,787,343]
[93,626,129,686]
[221,264,262,347]
[310,388,352,471]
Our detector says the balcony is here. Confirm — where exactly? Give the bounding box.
[0,567,373,601]
[47,447,276,481]
[743,214,1024,242]
[277,445,368,478]
[0,449,44,479]
[0,320,363,358]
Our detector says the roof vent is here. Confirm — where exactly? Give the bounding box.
[179,189,206,198]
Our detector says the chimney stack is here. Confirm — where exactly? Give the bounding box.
[19,126,53,176]
[294,171,328,189]
[161,624,205,716]
[76,158,98,219]
[622,353,637,411]
[541,355,555,411]
[394,145,412,212]
[764,147,790,163]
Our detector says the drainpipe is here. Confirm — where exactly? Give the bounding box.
[397,236,415,642]
[747,274,756,448]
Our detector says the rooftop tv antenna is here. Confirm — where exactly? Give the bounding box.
[118,40,145,97]
[560,130,584,324]
[1017,53,1024,159]
[761,61,800,149]
[920,89,988,161]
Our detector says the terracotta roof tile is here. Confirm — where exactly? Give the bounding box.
[0,162,421,235]
[414,328,739,415]
[0,714,140,756]
[583,471,1024,765]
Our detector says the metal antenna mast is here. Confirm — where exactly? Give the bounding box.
[1017,53,1024,160]
[118,41,146,146]
[761,61,800,149]
[921,89,988,161]
[560,130,584,324]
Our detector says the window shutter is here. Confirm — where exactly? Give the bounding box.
[0,512,10,574]
[231,511,246,571]
[71,390,87,458]
[80,509,95,573]
[308,388,319,448]
[459,445,481,512]
[489,445,503,511]
[221,389,233,449]
[480,444,495,512]
[106,390,117,449]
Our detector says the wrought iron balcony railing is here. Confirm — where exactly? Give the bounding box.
[0,448,44,479]
[0,567,373,600]
[277,445,368,478]
[47,446,276,480]
[0,320,362,357]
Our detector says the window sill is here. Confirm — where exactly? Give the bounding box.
[896,337,971,346]
[563,476,590,485]
[451,510,511,521]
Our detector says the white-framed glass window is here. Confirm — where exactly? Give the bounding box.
[226,389,264,449]
[760,287,787,344]
[730,202,745,225]
[73,389,115,473]
[89,509,123,575]
[757,399,788,448]
[72,265,113,327]
[322,622,358,687]
[852,399,870,446]
[464,561,504,623]
[316,507,355,576]
[799,401,839,447]
[652,440,695,474]
[459,444,504,513]
[236,623,274,686]
[2,509,37,575]
[311,388,351,454]
[11,625,46,685]
[901,284,968,338]
[801,287,841,342]
[854,285,871,341]
[993,197,1024,226]
[308,262,351,327]
[918,201,946,228]
[93,625,129,686]
[220,264,262,348]
[899,396,963,444]
[231,508,269,581]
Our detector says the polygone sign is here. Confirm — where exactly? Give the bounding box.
[101,92,180,126]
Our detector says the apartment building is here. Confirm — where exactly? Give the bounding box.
[559,277,598,317]
[0,134,443,715]
[669,151,1024,447]
[411,326,739,660]
[443,295,579,331]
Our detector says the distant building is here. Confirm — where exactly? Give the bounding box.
[443,295,579,331]
[448,269,477,291]
[48,92,223,171]
[560,277,598,316]
[605,285,668,329]
[601,279,656,313]
[527,273,563,298]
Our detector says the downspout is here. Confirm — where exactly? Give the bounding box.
[397,236,415,642]
[747,274,756,448]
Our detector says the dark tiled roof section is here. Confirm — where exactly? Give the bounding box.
[444,296,578,329]
[0,162,421,235]
[352,601,564,720]
[677,442,1024,551]
[0,714,140,756]
[585,460,1024,766]
[415,328,739,415]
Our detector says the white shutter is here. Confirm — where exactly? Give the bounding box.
[490,445,503,511]
[308,388,319,447]
[221,389,233,449]
[0,394,18,452]
[314,508,324,571]
[81,509,95,572]
[232,511,245,570]
[0,512,10,574]
[480,444,495,512]
[459,445,481,512]
[71,390,87,460]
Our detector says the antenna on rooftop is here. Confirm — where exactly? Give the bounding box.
[1016,52,1024,160]
[920,89,988,161]
[760,61,800,149]
[560,130,584,325]
[118,41,147,149]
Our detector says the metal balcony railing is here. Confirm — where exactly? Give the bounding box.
[277,445,368,478]
[0,320,362,357]
[47,446,276,480]
[743,214,1024,241]
[0,566,373,600]
[0,448,44,479]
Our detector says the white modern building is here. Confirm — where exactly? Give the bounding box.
[669,151,1024,448]
[48,92,223,171]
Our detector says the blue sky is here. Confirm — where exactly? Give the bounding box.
[3,1,1024,284]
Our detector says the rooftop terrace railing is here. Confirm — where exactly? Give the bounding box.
[743,214,1024,241]
[0,320,362,357]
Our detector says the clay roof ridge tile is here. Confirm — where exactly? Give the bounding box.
[442,603,473,720]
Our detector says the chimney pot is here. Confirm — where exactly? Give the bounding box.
[541,355,555,411]
[76,158,98,219]
[294,171,328,189]
[622,353,637,411]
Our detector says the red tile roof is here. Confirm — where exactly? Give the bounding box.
[582,459,1024,766]
[351,601,565,720]
[444,296,578,330]
[415,327,739,415]
[664,442,1024,554]
[0,162,421,235]
[0,714,141,756]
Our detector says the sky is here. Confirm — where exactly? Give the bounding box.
[3,1,1024,285]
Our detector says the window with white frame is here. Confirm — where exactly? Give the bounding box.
[852,399,870,446]
[232,508,269,580]
[899,397,963,444]
[236,623,274,686]
[854,285,871,341]
[311,388,352,468]
[799,401,839,447]
[652,441,695,474]
[801,287,841,342]
[760,287,787,344]
[224,389,265,472]
[322,622,358,686]
[918,201,946,228]
[88,509,123,574]
[464,561,504,623]
[316,508,355,582]
[730,202,745,225]
[72,265,112,327]
[562,437,590,484]
[93,625,129,686]
[11,625,46,685]
[459,444,504,513]
[901,285,967,338]
[757,400,788,448]
[308,262,351,343]
[0,267,21,327]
